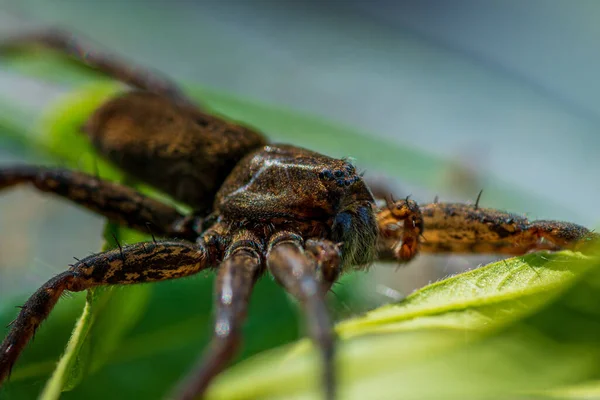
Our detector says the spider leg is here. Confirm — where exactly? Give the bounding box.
[173,232,263,400]
[489,219,598,255]
[0,240,210,386]
[0,29,198,110]
[267,233,337,400]
[415,203,598,255]
[376,200,598,262]
[0,166,200,239]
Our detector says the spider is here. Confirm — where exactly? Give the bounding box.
[0,31,596,400]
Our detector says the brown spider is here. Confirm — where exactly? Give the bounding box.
[0,31,596,400]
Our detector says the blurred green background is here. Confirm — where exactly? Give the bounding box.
[0,1,599,399]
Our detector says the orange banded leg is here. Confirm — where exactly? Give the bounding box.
[417,203,598,255]
[377,200,598,262]
[0,30,198,110]
[0,241,209,386]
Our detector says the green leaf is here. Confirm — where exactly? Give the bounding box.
[39,213,151,398]
[541,381,600,399]
[38,289,95,399]
[3,50,113,87]
[337,251,587,338]
[205,249,600,400]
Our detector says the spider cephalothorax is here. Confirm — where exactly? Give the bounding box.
[0,31,596,400]
[214,144,378,268]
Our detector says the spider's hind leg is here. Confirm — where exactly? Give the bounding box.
[0,29,198,110]
[0,166,198,239]
[0,240,210,386]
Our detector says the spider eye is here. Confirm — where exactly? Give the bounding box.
[334,170,344,178]
[320,170,334,180]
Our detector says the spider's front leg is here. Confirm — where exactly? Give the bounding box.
[0,166,200,239]
[0,240,211,386]
[377,198,598,262]
[267,232,340,400]
[173,230,264,400]
[0,29,198,110]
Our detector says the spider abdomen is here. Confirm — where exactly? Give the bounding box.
[83,91,267,214]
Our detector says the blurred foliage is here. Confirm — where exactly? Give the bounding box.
[0,46,598,400]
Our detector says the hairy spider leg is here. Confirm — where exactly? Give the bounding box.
[0,241,210,385]
[0,29,198,110]
[0,166,200,240]
[377,199,598,263]
[173,230,263,400]
[267,232,337,400]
